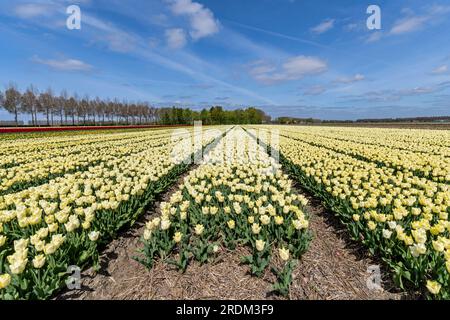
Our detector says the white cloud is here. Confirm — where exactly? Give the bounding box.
[390,16,428,34]
[302,74,365,96]
[334,74,365,84]
[82,15,139,53]
[365,5,450,43]
[7,3,273,105]
[311,19,335,34]
[399,86,435,96]
[390,5,450,35]
[106,33,138,53]
[150,14,170,27]
[428,4,450,16]
[169,0,220,40]
[283,56,327,76]
[340,81,450,103]
[432,65,448,75]
[32,56,93,72]
[344,23,358,31]
[165,28,187,49]
[304,85,327,96]
[249,55,327,84]
[366,31,382,43]
[14,3,52,19]
[79,13,274,105]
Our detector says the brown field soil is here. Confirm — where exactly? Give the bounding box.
[56,176,408,301]
[292,122,450,130]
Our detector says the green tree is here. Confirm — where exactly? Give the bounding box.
[210,106,224,125]
[200,109,210,125]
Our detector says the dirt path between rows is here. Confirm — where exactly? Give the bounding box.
[56,173,405,300]
[290,196,403,300]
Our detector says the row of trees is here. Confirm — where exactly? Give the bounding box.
[356,116,450,123]
[0,84,158,126]
[274,117,321,124]
[159,106,271,125]
[0,84,271,126]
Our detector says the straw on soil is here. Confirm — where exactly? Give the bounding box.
[56,175,405,300]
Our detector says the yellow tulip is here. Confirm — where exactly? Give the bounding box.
[32,254,46,269]
[279,248,290,261]
[432,240,445,252]
[173,232,182,243]
[88,231,100,242]
[426,280,442,295]
[0,273,11,289]
[0,235,7,248]
[195,224,204,236]
[251,223,261,235]
[274,216,284,225]
[255,239,265,252]
[367,221,377,231]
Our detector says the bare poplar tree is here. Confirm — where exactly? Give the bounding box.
[3,83,22,126]
[22,85,39,126]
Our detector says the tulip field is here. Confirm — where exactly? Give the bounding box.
[247,125,450,299]
[0,125,449,300]
[137,127,312,297]
[0,127,224,299]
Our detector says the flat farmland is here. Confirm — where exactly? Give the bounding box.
[295,122,450,130]
[0,125,449,300]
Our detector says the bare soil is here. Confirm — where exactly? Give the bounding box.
[294,122,450,130]
[56,178,407,300]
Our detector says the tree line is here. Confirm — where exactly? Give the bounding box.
[158,106,270,125]
[355,116,450,123]
[0,83,271,126]
[274,117,321,124]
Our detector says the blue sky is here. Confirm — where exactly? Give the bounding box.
[0,0,449,120]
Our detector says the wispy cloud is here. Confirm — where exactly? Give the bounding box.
[226,19,333,51]
[390,16,428,35]
[334,74,365,84]
[226,19,392,68]
[189,83,215,89]
[339,81,450,103]
[32,56,93,72]
[79,12,275,105]
[300,74,365,97]
[82,14,139,53]
[431,64,448,75]
[14,3,53,19]
[366,31,382,43]
[165,28,187,49]
[214,96,231,101]
[344,23,358,31]
[5,0,449,117]
[303,85,327,96]
[311,19,335,34]
[390,5,450,35]
[249,56,327,85]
